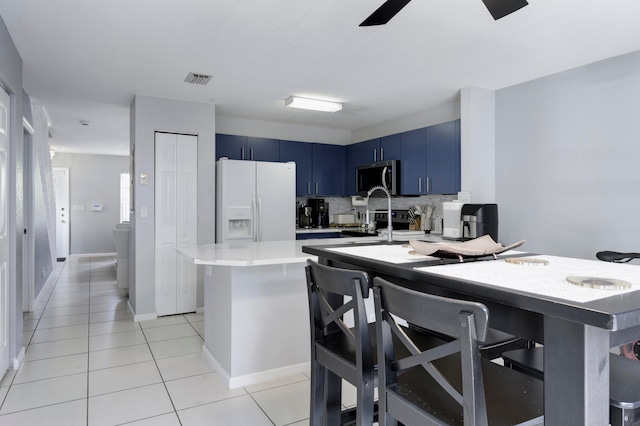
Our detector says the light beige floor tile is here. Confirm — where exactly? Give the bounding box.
[23,310,43,320]
[251,380,310,426]
[14,353,88,384]
[89,300,129,313]
[30,324,89,344]
[21,330,34,346]
[0,368,16,387]
[139,315,188,329]
[142,323,198,343]
[0,399,86,426]
[89,329,146,352]
[89,295,127,305]
[41,304,90,318]
[41,298,89,309]
[89,319,140,336]
[156,353,214,381]
[89,343,153,371]
[46,293,89,302]
[177,395,273,426]
[89,360,162,396]
[0,386,7,404]
[149,335,203,360]
[121,412,182,426]
[88,383,174,426]
[25,337,88,361]
[89,309,132,323]
[23,319,39,332]
[183,313,204,323]
[190,321,204,336]
[0,373,87,414]
[36,313,89,330]
[244,373,309,394]
[165,372,246,410]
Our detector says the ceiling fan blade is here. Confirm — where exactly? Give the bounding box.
[359,0,412,26]
[481,0,528,20]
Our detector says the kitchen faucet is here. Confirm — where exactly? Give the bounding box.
[366,185,393,242]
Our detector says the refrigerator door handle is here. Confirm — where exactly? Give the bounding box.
[252,194,258,242]
[257,196,262,241]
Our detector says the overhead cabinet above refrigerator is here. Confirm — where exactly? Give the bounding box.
[216,159,296,243]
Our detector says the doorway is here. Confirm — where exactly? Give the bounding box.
[22,121,35,312]
[52,167,69,260]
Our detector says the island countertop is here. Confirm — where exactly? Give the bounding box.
[177,236,385,266]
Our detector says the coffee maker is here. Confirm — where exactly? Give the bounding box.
[461,204,498,241]
[308,198,329,228]
[298,205,313,229]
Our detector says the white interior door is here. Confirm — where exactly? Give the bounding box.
[0,86,11,374]
[53,167,69,259]
[155,133,197,316]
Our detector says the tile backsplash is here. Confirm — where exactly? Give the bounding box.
[296,194,457,225]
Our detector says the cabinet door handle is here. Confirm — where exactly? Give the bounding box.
[380,147,384,161]
[426,177,430,193]
[418,177,422,193]
[315,182,319,194]
[241,147,245,160]
[373,149,377,162]
[307,182,311,195]
[249,148,254,160]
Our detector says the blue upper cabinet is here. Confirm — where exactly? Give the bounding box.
[216,134,246,160]
[345,138,379,195]
[247,137,280,161]
[380,134,401,161]
[312,144,345,196]
[425,120,460,194]
[280,141,345,196]
[215,134,279,161]
[399,120,461,195]
[280,140,312,196]
[344,136,401,195]
[400,128,427,195]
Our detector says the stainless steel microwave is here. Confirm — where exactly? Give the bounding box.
[356,160,400,196]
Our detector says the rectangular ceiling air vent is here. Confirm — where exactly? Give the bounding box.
[184,72,212,85]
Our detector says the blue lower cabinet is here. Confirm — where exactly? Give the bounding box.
[296,232,341,240]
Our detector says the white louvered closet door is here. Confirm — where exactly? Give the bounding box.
[155,132,198,316]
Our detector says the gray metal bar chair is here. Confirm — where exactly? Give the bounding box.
[502,347,640,426]
[373,276,544,426]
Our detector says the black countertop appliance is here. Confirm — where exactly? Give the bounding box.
[308,198,329,228]
[461,204,498,242]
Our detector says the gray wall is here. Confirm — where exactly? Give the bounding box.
[52,153,129,254]
[130,96,216,318]
[32,106,56,299]
[495,50,640,259]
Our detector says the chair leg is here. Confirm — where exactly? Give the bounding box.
[324,370,342,425]
[310,361,325,426]
[355,376,374,425]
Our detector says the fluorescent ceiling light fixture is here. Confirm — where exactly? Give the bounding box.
[285,96,342,113]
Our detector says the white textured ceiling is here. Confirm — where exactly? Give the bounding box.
[1,0,640,156]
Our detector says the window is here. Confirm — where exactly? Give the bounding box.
[120,173,130,223]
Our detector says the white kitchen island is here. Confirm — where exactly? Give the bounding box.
[178,237,383,389]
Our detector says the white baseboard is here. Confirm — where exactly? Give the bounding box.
[128,300,157,323]
[201,345,310,390]
[71,252,117,258]
[11,346,26,370]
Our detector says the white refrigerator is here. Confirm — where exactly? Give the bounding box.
[216,159,296,243]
